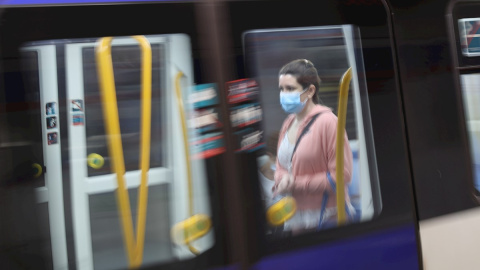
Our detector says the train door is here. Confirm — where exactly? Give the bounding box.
[21,34,214,269]
[0,3,233,269]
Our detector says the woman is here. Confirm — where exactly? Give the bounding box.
[272,59,353,232]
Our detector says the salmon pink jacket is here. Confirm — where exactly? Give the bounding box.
[274,104,353,211]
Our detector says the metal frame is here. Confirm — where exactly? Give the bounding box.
[22,45,69,270]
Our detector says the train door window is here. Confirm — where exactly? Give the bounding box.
[20,34,214,269]
[243,25,380,237]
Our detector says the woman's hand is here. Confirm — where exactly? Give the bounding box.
[273,174,294,196]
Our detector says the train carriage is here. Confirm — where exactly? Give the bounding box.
[1,0,480,269]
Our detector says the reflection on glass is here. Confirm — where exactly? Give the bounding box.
[245,25,379,237]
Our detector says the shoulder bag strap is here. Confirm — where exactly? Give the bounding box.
[290,112,322,162]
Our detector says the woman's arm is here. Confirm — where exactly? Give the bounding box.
[292,171,329,193]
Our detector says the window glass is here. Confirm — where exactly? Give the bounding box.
[82,45,164,177]
[243,25,380,237]
[459,73,480,191]
[19,34,215,269]
[20,50,46,188]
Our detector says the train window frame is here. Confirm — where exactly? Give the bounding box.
[242,25,382,230]
[19,33,216,269]
[224,0,419,261]
[0,3,230,270]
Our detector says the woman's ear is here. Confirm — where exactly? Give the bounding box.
[308,85,316,98]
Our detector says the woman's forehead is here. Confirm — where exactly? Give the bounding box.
[279,74,299,85]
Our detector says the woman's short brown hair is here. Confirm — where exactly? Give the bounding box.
[279,59,322,104]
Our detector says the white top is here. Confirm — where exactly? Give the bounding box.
[277,128,323,231]
[277,132,295,173]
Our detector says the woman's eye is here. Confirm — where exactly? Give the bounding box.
[279,86,295,91]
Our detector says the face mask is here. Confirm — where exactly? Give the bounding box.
[280,88,308,114]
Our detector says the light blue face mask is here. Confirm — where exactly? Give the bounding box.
[280,88,308,114]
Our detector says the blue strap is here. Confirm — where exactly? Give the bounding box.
[318,172,351,229]
[327,172,336,192]
[327,172,351,216]
[318,190,329,228]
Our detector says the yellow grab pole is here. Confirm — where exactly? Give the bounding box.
[335,67,353,225]
[96,36,152,268]
[174,72,199,255]
[132,35,152,266]
[96,37,136,267]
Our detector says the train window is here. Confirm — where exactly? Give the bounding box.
[453,15,480,194]
[19,34,215,269]
[459,72,480,192]
[243,25,380,237]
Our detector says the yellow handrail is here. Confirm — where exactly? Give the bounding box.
[96,35,152,268]
[336,67,353,225]
[174,71,200,255]
[132,36,152,265]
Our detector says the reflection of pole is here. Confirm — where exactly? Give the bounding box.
[336,67,352,225]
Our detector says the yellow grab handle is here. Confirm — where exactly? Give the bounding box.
[32,163,43,178]
[171,214,212,245]
[174,72,194,221]
[96,35,152,268]
[173,72,198,254]
[335,67,353,225]
[172,72,212,255]
[266,197,297,226]
[132,35,152,265]
[87,153,105,169]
